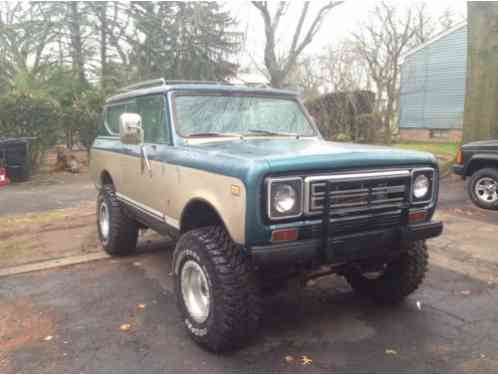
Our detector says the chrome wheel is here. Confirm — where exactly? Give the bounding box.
[474,177,498,204]
[99,201,110,242]
[181,259,210,324]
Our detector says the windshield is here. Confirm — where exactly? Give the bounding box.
[174,94,316,137]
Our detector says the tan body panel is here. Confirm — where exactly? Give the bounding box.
[90,148,123,191]
[90,147,247,244]
[167,164,246,244]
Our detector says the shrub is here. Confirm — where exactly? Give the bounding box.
[305,91,376,141]
[355,112,384,143]
[0,92,60,171]
[334,133,353,142]
[62,89,104,151]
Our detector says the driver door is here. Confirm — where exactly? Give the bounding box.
[123,94,173,222]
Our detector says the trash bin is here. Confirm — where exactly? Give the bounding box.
[0,138,34,182]
[0,167,10,187]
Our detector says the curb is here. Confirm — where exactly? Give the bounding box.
[0,252,110,278]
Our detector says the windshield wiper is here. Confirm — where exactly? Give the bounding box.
[245,129,300,137]
[185,132,241,138]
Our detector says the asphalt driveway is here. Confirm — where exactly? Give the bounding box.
[0,173,95,216]
[1,249,498,372]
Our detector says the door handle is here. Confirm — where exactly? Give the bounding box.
[141,145,153,177]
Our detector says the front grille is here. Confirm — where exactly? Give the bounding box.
[302,170,411,237]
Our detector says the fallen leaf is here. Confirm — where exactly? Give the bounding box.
[137,304,146,309]
[460,290,471,296]
[480,353,486,359]
[43,335,53,341]
[285,355,294,363]
[133,262,142,267]
[301,355,313,365]
[120,323,131,332]
[385,349,397,355]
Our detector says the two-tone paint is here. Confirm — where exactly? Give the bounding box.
[90,85,439,249]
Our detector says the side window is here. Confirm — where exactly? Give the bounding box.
[105,104,126,135]
[136,95,168,144]
[125,101,138,113]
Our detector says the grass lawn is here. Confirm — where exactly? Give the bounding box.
[393,142,459,174]
[393,142,459,159]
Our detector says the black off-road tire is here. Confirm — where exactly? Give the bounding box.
[345,241,428,304]
[97,185,139,256]
[173,226,262,352]
[467,167,498,210]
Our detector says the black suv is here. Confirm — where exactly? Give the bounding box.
[453,139,498,210]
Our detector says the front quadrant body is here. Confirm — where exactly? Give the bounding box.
[90,80,443,352]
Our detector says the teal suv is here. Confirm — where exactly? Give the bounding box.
[90,79,443,352]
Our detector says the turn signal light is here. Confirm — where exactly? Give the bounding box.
[271,228,298,242]
[409,210,427,223]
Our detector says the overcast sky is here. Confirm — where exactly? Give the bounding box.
[228,0,468,72]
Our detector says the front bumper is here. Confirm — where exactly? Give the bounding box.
[250,221,443,267]
[452,164,465,176]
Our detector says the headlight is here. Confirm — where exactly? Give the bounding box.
[274,184,297,213]
[411,168,435,203]
[413,174,429,199]
[267,178,303,219]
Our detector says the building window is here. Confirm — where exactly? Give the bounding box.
[430,129,449,139]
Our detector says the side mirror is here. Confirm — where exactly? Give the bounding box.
[119,113,143,145]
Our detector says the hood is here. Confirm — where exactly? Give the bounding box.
[462,139,498,150]
[190,138,437,174]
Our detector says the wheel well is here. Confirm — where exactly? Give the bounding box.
[100,170,114,188]
[181,200,224,234]
[468,159,498,176]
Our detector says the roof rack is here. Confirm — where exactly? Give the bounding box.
[117,79,230,93]
[164,80,229,86]
[117,78,166,93]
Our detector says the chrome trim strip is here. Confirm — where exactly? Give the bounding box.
[116,192,180,229]
[305,170,410,183]
[327,209,402,223]
[266,177,304,220]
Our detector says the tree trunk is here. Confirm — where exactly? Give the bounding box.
[463,2,498,142]
[99,2,108,91]
[69,2,86,84]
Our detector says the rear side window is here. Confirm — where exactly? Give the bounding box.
[136,95,169,144]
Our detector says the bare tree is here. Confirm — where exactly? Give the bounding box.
[251,1,343,88]
[352,1,419,143]
[286,55,322,99]
[87,2,130,91]
[318,41,371,93]
[412,2,437,45]
[439,8,460,31]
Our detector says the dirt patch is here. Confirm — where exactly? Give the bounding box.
[43,149,89,174]
[0,201,168,271]
[0,298,56,372]
[0,202,99,269]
